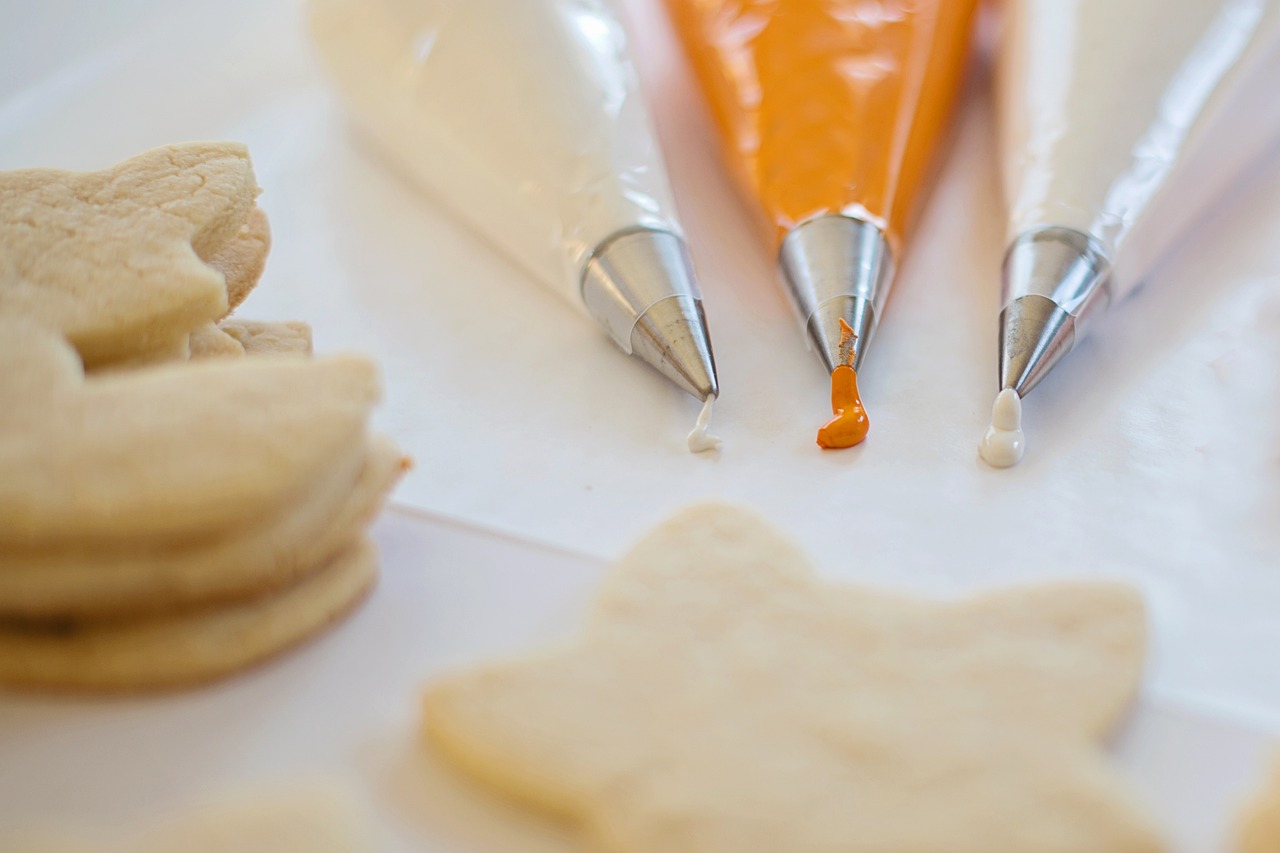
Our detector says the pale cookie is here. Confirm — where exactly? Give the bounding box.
[184,206,272,364]
[424,503,1162,853]
[2,780,379,852]
[189,320,314,360]
[188,322,246,358]
[0,143,258,368]
[224,319,313,356]
[205,205,271,313]
[1237,756,1280,853]
[0,318,378,549]
[0,536,378,692]
[0,435,407,620]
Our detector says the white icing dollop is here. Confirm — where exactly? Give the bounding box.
[687,396,723,454]
[979,389,1025,468]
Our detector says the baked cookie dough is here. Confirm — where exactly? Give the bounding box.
[0,537,378,692]
[1,780,378,852]
[0,436,406,620]
[224,319,313,356]
[0,143,261,368]
[1237,756,1280,853]
[424,503,1162,852]
[206,205,272,313]
[189,320,315,360]
[0,140,404,695]
[0,318,379,549]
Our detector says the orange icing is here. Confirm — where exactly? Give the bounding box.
[665,0,979,250]
[816,318,869,449]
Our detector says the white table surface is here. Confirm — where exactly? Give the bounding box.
[2,0,1279,848]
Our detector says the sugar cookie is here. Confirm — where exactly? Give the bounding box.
[206,205,271,313]
[0,143,258,367]
[424,503,1162,853]
[0,140,402,695]
[1237,756,1280,853]
[189,320,315,360]
[0,537,377,691]
[188,322,247,358]
[0,436,406,620]
[224,319,314,356]
[1,780,378,852]
[0,318,378,548]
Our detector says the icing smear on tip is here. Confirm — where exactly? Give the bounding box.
[815,317,869,449]
[979,389,1025,468]
[688,395,723,454]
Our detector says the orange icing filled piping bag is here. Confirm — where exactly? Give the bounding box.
[664,0,979,417]
[816,318,869,448]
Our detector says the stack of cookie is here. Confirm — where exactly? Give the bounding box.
[0,142,407,691]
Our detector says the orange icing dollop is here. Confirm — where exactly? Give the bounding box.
[816,318,869,449]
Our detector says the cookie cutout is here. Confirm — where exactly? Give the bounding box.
[188,322,246,358]
[2,780,378,852]
[424,503,1162,852]
[207,205,272,313]
[0,318,378,548]
[0,435,407,620]
[0,143,259,367]
[1237,756,1280,853]
[189,320,315,360]
[0,536,377,691]
[225,319,314,356]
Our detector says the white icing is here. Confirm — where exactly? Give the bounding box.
[979,389,1025,468]
[687,396,723,454]
[999,0,1280,293]
[309,0,683,306]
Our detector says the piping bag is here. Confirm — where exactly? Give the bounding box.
[664,0,979,447]
[988,0,1280,466]
[309,0,721,433]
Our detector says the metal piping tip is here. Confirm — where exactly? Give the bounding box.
[806,295,876,373]
[998,226,1112,397]
[631,295,719,400]
[581,228,719,401]
[778,214,895,375]
[998,295,1075,396]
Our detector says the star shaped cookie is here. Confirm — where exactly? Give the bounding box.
[424,504,1163,852]
[0,142,262,367]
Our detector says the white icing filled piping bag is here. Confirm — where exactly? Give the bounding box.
[995,0,1280,398]
[309,0,719,405]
